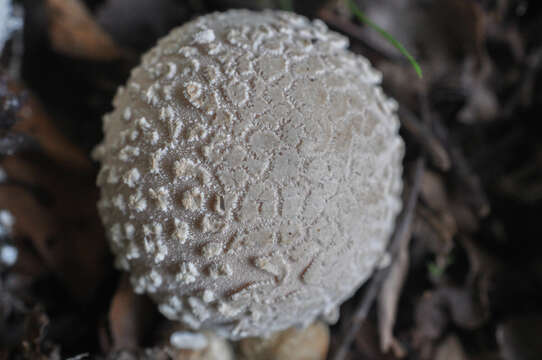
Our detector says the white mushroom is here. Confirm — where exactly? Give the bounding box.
[94,9,404,340]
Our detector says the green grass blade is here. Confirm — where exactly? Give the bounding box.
[348,0,423,78]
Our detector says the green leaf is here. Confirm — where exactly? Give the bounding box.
[427,262,444,278]
[427,255,454,279]
[348,0,423,78]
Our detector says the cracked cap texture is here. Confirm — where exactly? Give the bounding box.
[93,9,404,339]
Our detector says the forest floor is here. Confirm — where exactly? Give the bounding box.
[1,0,542,359]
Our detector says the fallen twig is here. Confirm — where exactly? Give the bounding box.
[331,157,425,360]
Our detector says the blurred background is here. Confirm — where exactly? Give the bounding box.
[1,0,542,359]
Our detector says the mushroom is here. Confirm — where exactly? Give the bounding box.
[93,9,404,340]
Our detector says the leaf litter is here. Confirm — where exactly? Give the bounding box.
[1,0,542,359]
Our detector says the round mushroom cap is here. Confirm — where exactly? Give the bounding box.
[94,9,404,339]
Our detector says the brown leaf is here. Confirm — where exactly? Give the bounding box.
[449,198,479,234]
[96,0,191,52]
[0,154,108,302]
[412,283,486,357]
[0,81,108,302]
[109,275,156,351]
[420,171,449,213]
[11,83,91,171]
[415,205,456,256]
[354,321,398,360]
[439,285,487,329]
[434,335,468,360]
[45,0,123,61]
[412,171,458,268]
[429,0,487,63]
[457,58,499,124]
[239,322,329,360]
[413,291,448,350]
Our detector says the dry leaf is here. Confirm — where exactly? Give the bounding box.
[45,0,123,61]
[439,285,487,329]
[413,291,448,349]
[109,275,156,351]
[10,83,90,171]
[0,154,108,302]
[0,81,108,302]
[420,171,450,212]
[415,205,456,256]
[429,0,486,62]
[354,321,398,360]
[239,322,329,360]
[96,0,191,52]
[434,335,468,360]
